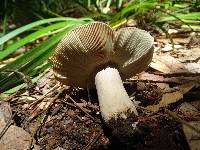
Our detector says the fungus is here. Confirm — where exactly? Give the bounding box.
[51,22,154,140]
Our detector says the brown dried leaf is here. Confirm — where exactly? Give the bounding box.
[185,63,200,73]
[0,101,12,124]
[150,54,188,73]
[156,37,190,44]
[137,72,200,84]
[0,122,40,150]
[146,81,199,112]
[0,102,40,150]
[178,102,200,120]
[137,72,165,81]
[183,121,200,150]
[28,101,51,121]
[54,147,66,150]
[176,47,200,63]
[191,100,200,111]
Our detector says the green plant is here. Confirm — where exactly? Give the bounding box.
[109,0,200,48]
[0,17,93,95]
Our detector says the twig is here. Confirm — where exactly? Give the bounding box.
[153,72,200,78]
[83,130,103,150]
[28,83,60,109]
[30,87,66,144]
[28,86,64,122]
[65,95,97,123]
[165,109,200,135]
[126,79,181,84]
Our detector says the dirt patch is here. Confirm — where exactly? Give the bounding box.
[3,78,197,150]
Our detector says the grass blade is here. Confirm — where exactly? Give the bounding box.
[0,21,69,60]
[0,21,90,93]
[158,12,200,22]
[0,17,92,45]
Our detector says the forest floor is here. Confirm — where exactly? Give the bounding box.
[0,26,200,150]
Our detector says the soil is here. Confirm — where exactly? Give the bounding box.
[6,77,195,150]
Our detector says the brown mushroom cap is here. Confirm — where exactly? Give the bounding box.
[51,22,154,87]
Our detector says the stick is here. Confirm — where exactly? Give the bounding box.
[65,95,97,122]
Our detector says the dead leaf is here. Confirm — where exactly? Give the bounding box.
[37,69,54,88]
[0,122,40,150]
[161,44,173,52]
[28,101,51,121]
[185,63,200,73]
[176,47,200,63]
[178,102,200,120]
[137,72,165,81]
[137,72,200,84]
[156,83,170,91]
[191,100,200,111]
[146,81,199,112]
[0,101,12,124]
[150,54,188,73]
[183,121,200,150]
[0,102,40,150]
[168,29,178,34]
[156,37,190,44]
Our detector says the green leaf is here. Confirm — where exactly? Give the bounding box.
[0,21,68,60]
[182,25,200,31]
[111,2,157,23]
[1,23,82,71]
[0,21,89,93]
[1,73,44,96]
[0,17,92,45]
[158,12,200,22]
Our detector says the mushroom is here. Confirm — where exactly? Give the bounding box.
[51,22,154,139]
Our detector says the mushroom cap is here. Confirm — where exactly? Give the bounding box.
[51,22,154,87]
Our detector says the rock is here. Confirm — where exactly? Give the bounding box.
[185,63,200,73]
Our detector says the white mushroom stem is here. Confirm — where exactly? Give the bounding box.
[95,67,138,123]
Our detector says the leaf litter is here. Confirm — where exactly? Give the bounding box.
[0,27,200,150]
